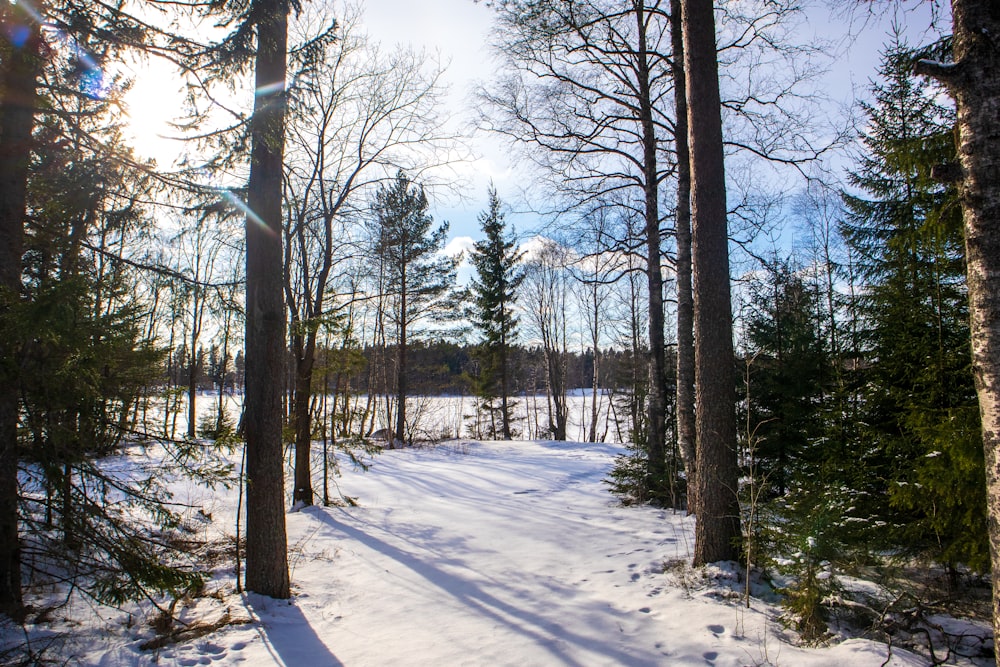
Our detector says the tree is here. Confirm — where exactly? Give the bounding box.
[742,262,827,499]
[282,6,451,504]
[683,0,741,564]
[479,0,673,488]
[521,239,571,441]
[843,38,985,571]
[469,186,523,440]
[371,171,456,446]
[0,0,46,617]
[670,0,696,514]
[242,0,291,599]
[912,0,1000,638]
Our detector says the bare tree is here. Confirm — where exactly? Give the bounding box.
[479,0,674,491]
[683,0,741,565]
[521,239,572,440]
[670,0,696,514]
[283,5,451,504]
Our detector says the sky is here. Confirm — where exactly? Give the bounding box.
[121,1,950,259]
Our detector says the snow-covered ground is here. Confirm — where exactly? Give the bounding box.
[7,437,954,666]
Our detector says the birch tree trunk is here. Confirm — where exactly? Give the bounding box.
[915,0,1000,640]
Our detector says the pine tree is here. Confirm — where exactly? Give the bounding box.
[372,171,456,446]
[683,0,741,565]
[469,187,523,440]
[841,37,986,571]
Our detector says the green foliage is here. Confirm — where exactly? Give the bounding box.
[469,187,523,439]
[373,170,458,324]
[840,35,985,571]
[742,262,829,498]
[198,409,241,451]
[9,55,234,610]
[604,437,651,506]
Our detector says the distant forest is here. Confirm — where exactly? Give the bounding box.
[179,340,648,398]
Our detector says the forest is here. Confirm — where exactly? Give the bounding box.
[2,0,1000,665]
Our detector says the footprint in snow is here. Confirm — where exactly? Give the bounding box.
[708,624,725,635]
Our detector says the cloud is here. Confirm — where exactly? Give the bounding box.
[443,235,476,258]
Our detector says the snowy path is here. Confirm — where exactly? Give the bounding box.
[138,440,920,666]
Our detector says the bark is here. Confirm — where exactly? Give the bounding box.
[187,303,200,440]
[292,330,315,504]
[0,0,44,618]
[243,0,290,599]
[635,2,668,497]
[671,0,697,515]
[682,0,741,565]
[500,328,512,440]
[916,0,1000,641]
[395,266,407,446]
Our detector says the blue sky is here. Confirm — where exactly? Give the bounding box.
[123,1,949,259]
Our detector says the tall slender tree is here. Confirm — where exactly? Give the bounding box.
[243,0,291,599]
[372,171,455,446]
[469,187,523,440]
[0,0,45,617]
[683,0,741,564]
[670,0,696,514]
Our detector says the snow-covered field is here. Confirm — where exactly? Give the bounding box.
[5,436,951,666]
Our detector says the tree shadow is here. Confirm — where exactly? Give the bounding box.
[244,593,344,667]
[308,507,661,666]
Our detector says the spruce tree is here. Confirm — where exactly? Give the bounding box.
[469,187,523,440]
[742,262,828,499]
[841,37,986,570]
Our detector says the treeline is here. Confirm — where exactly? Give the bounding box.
[172,340,650,399]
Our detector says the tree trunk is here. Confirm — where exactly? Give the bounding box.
[0,0,44,618]
[916,0,1000,640]
[634,2,668,498]
[243,0,290,599]
[292,330,315,505]
[395,271,407,446]
[683,0,741,565]
[671,0,697,516]
[500,329,512,440]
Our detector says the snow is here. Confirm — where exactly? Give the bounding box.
[7,438,939,665]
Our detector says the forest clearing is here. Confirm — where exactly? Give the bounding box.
[5,418,993,666]
[3,0,1000,664]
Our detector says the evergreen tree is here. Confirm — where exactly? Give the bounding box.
[469,187,523,440]
[841,38,986,571]
[742,262,828,499]
[372,171,456,445]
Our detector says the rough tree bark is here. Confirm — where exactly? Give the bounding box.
[671,0,697,516]
[0,0,44,618]
[914,0,1000,640]
[683,0,741,564]
[243,0,291,599]
[634,1,669,498]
